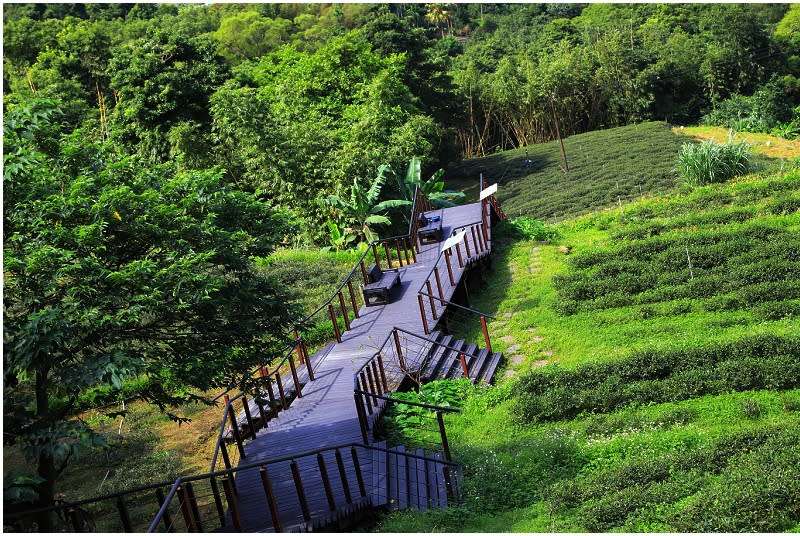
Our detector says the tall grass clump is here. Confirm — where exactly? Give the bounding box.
[677,139,752,187]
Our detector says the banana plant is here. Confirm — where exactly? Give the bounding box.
[395,156,466,208]
[321,220,357,252]
[320,164,411,244]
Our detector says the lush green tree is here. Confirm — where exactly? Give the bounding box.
[214,10,293,64]
[3,100,297,526]
[108,26,230,165]
[211,32,442,241]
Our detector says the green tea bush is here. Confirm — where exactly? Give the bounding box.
[514,335,800,423]
[544,424,795,531]
[506,217,560,242]
[671,428,800,532]
[677,139,752,187]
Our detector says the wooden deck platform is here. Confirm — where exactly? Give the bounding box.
[229,201,493,531]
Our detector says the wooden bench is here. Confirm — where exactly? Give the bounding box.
[363,263,401,306]
[417,212,442,244]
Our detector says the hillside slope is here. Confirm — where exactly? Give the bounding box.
[446,122,687,221]
[377,168,800,532]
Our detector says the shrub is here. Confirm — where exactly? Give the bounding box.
[671,429,800,532]
[507,216,560,241]
[513,335,800,423]
[676,140,752,187]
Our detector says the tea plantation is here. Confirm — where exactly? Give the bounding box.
[446,122,689,221]
[378,161,800,531]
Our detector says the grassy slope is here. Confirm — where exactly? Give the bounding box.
[446,122,687,221]
[378,142,800,530]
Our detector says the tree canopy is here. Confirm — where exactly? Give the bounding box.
[3,99,297,522]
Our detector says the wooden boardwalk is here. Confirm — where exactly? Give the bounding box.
[229,201,491,531]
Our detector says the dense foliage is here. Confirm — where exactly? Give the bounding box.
[2,100,296,521]
[4,3,799,237]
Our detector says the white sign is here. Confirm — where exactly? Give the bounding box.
[441,231,466,252]
[479,183,498,200]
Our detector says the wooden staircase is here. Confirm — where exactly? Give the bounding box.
[370,441,461,513]
[418,331,503,385]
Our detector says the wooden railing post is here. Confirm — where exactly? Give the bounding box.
[241,395,255,439]
[354,392,369,443]
[365,364,379,399]
[392,329,406,371]
[288,354,302,399]
[402,238,411,264]
[259,467,282,533]
[185,482,203,533]
[338,291,351,331]
[445,250,455,285]
[360,372,373,414]
[481,315,493,353]
[328,303,342,343]
[459,353,470,379]
[351,447,367,497]
[434,267,444,300]
[335,449,353,504]
[317,453,337,511]
[360,260,369,285]
[155,487,174,532]
[463,228,472,257]
[417,294,430,335]
[224,395,245,460]
[455,243,464,268]
[370,360,383,394]
[347,280,359,319]
[220,440,232,471]
[221,476,243,531]
[426,281,438,320]
[372,243,380,268]
[293,330,304,364]
[260,367,278,418]
[300,342,314,382]
[376,352,389,391]
[471,226,480,254]
[436,411,452,462]
[395,239,403,267]
[275,371,288,410]
[384,242,393,269]
[209,477,226,527]
[410,237,418,262]
[290,460,312,522]
[116,496,133,532]
[177,485,198,532]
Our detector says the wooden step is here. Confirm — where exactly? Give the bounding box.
[371,441,388,507]
[468,348,490,383]
[445,342,476,380]
[420,334,453,380]
[389,445,408,511]
[432,452,448,508]
[427,339,464,381]
[410,448,428,510]
[480,352,504,385]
